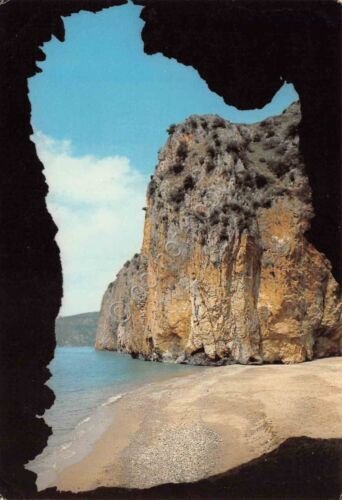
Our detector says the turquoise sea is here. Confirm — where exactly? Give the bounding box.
[27,346,199,490]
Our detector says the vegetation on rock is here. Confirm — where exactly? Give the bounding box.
[96,102,341,365]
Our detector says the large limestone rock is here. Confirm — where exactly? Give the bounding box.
[95,102,341,364]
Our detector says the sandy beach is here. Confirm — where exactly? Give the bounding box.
[55,357,342,493]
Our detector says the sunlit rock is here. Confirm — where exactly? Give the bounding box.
[96,102,341,364]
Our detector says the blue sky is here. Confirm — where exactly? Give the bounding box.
[29,2,298,315]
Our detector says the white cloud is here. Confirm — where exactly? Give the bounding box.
[33,132,147,316]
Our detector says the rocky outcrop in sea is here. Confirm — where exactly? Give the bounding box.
[95,102,341,364]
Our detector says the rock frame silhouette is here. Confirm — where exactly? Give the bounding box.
[0,0,341,497]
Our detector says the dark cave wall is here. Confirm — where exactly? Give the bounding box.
[135,0,342,284]
[0,0,341,497]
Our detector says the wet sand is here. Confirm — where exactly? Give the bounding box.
[55,357,342,492]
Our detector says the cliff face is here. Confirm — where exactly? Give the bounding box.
[96,102,341,364]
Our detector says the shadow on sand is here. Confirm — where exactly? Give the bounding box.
[40,436,341,499]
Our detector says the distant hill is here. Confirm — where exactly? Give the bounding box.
[55,312,99,346]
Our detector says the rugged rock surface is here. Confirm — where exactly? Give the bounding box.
[96,103,341,364]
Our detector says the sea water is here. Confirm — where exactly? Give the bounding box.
[27,346,199,490]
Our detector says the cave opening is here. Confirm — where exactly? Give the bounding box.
[1,0,340,497]
[24,2,300,490]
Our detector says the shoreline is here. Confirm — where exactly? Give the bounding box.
[32,358,202,491]
[54,357,342,493]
